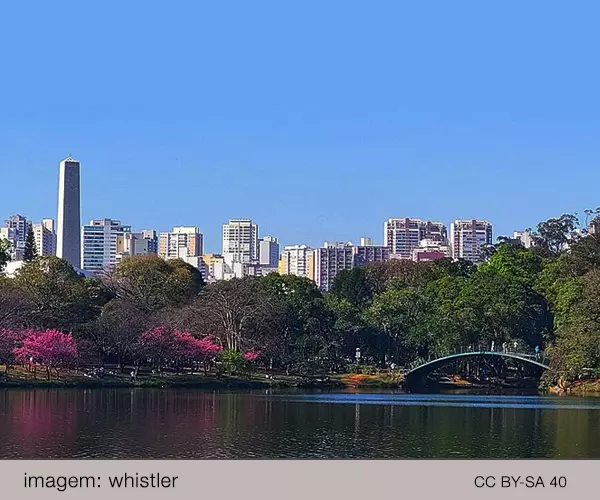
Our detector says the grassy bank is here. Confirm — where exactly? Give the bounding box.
[0,365,406,390]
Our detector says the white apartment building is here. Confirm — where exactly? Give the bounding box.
[259,235,279,267]
[32,218,57,256]
[279,244,314,279]
[384,218,447,259]
[513,230,534,248]
[222,219,259,264]
[450,219,493,263]
[82,219,131,274]
[159,226,203,260]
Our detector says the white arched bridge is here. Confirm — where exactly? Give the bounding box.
[404,350,550,385]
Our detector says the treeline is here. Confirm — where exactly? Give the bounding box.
[1,211,599,382]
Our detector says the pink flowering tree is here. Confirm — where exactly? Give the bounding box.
[172,330,222,374]
[0,329,23,378]
[13,329,78,380]
[135,327,177,374]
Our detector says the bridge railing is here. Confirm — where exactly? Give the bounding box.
[424,344,548,365]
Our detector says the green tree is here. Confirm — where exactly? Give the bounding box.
[0,238,11,271]
[12,256,112,331]
[330,267,373,308]
[23,224,38,262]
[547,270,600,381]
[261,273,337,373]
[104,255,204,313]
[531,213,580,258]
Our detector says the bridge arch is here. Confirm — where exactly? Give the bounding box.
[404,351,550,385]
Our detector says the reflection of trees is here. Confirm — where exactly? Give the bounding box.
[2,390,600,458]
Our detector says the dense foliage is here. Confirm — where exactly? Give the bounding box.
[1,212,600,383]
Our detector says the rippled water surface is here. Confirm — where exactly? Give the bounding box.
[2,388,600,458]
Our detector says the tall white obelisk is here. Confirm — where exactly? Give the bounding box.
[56,157,81,269]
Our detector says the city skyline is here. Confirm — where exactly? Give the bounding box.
[3,3,600,255]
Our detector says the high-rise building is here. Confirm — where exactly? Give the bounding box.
[384,218,447,259]
[222,219,259,264]
[82,219,131,274]
[450,219,493,263]
[352,244,390,266]
[32,218,57,256]
[159,226,203,260]
[313,242,354,291]
[3,214,28,260]
[359,237,374,246]
[259,235,279,268]
[56,157,81,268]
[141,230,159,253]
[279,244,314,279]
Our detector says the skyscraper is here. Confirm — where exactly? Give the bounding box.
[56,157,81,268]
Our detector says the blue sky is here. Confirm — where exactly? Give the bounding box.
[1,1,599,252]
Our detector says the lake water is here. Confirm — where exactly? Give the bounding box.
[1,388,600,459]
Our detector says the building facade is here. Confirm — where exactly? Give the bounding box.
[450,219,493,263]
[411,238,451,262]
[82,219,131,274]
[384,218,447,259]
[56,157,81,269]
[513,230,534,248]
[279,244,314,279]
[141,230,159,254]
[159,226,203,260]
[259,235,279,267]
[352,244,390,266]
[2,214,28,260]
[313,242,354,291]
[32,218,57,256]
[222,219,259,264]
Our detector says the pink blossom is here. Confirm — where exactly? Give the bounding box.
[243,350,260,361]
[13,329,78,367]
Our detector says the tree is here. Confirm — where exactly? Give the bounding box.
[261,273,337,373]
[193,277,277,352]
[0,238,11,271]
[0,329,23,378]
[13,329,78,380]
[23,224,37,262]
[80,298,151,368]
[366,281,429,365]
[330,267,373,308]
[12,256,112,331]
[547,270,600,381]
[532,214,580,258]
[103,255,204,313]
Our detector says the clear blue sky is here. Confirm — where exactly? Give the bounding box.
[1,1,599,253]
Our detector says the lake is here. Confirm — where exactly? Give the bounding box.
[1,388,600,458]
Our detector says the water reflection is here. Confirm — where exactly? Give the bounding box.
[1,388,600,459]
